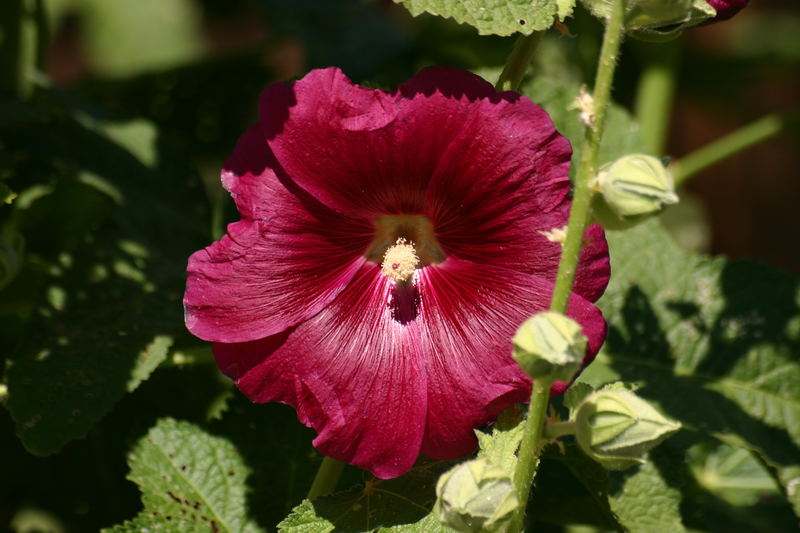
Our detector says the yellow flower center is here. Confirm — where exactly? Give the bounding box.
[381,238,419,283]
[365,215,444,282]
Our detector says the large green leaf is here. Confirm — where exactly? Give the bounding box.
[393,0,563,36]
[103,418,264,532]
[2,97,209,455]
[579,219,800,524]
[608,452,685,532]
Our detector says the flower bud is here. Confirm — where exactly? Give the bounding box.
[512,312,587,384]
[581,0,716,42]
[705,0,749,22]
[574,386,681,470]
[592,154,678,230]
[434,458,519,533]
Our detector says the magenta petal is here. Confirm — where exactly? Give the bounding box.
[218,123,277,221]
[415,258,606,458]
[226,264,428,479]
[184,209,369,342]
[261,68,431,216]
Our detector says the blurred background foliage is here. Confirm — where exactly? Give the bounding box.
[0,0,799,532]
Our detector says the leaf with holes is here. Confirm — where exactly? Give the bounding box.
[393,0,561,36]
[103,418,264,533]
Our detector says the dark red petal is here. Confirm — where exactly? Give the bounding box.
[415,258,606,459]
[184,201,371,342]
[574,223,611,303]
[261,67,572,224]
[261,68,430,216]
[218,123,276,221]
[220,264,428,479]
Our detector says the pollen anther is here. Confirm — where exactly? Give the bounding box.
[381,238,419,283]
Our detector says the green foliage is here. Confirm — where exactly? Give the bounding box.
[577,219,800,528]
[104,418,263,532]
[47,0,204,78]
[393,0,569,36]
[278,460,457,533]
[608,454,685,532]
[475,407,525,475]
[2,96,208,456]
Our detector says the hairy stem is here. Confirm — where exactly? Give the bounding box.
[509,1,627,530]
[634,40,680,156]
[674,112,798,186]
[495,33,542,92]
[508,379,552,533]
[307,456,345,500]
[550,2,625,315]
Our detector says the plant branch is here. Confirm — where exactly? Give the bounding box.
[550,1,626,315]
[307,456,345,500]
[508,379,552,533]
[634,39,680,156]
[495,33,542,92]
[509,2,627,531]
[673,112,798,186]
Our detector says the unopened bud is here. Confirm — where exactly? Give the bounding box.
[592,154,678,230]
[581,0,716,41]
[512,312,586,384]
[574,386,681,470]
[434,458,518,533]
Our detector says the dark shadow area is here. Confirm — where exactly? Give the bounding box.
[605,285,799,468]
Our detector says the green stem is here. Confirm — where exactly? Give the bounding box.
[508,379,552,533]
[307,456,345,500]
[509,3,627,531]
[0,0,37,99]
[551,0,626,315]
[544,420,576,439]
[634,40,680,156]
[674,112,797,186]
[495,33,542,92]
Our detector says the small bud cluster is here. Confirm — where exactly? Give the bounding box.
[434,458,518,533]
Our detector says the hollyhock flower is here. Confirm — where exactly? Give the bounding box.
[706,0,749,22]
[184,67,610,479]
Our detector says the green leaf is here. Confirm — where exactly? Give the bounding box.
[580,219,800,521]
[3,97,209,456]
[103,418,264,533]
[393,0,560,36]
[608,453,686,532]
[528,445,622,531]
[476,407,525,474]
[687,441,781,507]
[278,460,458,533]
[564,381,594,413]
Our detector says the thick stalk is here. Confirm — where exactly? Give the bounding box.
[495,33,542,92]
[508,379,551,533]
[634,40,680,156]
[509,2,627,531]
[550,0,626,315]
[307,456,345,500]
[674,112,797,186]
